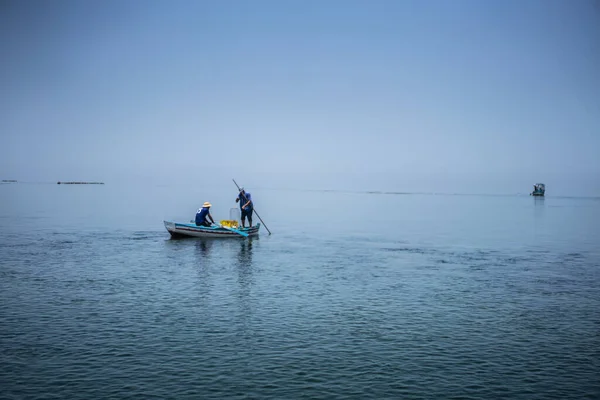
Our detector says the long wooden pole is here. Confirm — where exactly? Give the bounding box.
[233,179,272,235]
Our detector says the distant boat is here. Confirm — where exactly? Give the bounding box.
[164,221,260,238]
[57,181,104,185]
[531,183,545,196]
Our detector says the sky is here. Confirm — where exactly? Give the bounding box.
[1,0,599,195]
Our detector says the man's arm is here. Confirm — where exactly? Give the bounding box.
[242,193,252,209]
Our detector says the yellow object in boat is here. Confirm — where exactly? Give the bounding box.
[220,220,239,228]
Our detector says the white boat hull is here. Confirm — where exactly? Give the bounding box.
[164,221,260,238]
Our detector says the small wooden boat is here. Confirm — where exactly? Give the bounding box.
[164,221,260,238]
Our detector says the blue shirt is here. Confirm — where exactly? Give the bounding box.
[195,207,210,225]
[238,192,253,210]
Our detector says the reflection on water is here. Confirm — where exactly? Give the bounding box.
[194,239,213,259]
[237,239,254,267]
[236,239,254,291]
[235,239,255,336]
[533,196,545,231]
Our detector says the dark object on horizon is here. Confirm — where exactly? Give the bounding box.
[1,180,17,183]
[57,181,105,185]
[531,183,545,196]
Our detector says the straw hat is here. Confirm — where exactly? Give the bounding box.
[203,201,212,208]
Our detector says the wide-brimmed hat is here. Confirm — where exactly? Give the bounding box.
[239,187,245,192]
[203,201,212,208]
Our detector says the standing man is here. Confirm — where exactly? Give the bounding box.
[235,188,253,228]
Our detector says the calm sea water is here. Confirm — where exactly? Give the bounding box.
[1,183,599,399]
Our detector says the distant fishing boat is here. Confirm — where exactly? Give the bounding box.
[164,221,260,238]
[531,183,545,196]
[57,181,104,185]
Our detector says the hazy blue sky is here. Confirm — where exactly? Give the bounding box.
[1,0,599,194]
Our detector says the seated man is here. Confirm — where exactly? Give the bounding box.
[195,202,215,227]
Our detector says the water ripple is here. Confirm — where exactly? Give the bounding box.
[1,228,599,399]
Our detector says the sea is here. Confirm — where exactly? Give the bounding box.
[1,182,599,399]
